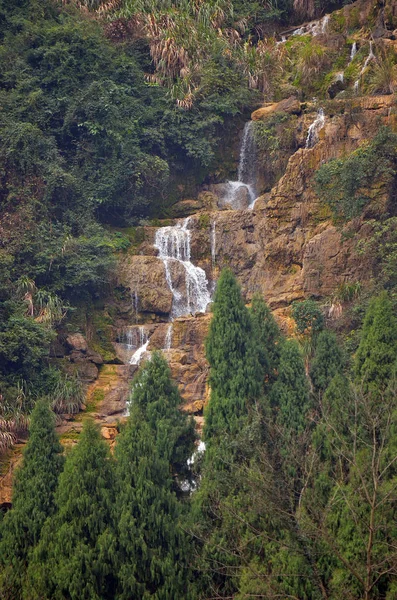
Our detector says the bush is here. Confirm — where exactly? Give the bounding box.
[315,127,397,220]
[292,299,324,335]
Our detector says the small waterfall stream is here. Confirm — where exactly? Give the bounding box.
[354,42,375,94]
[224,122,257,209]
[164,324,173,351]
[305,108,325,148]
[130,326,150,365]
[210,219,216,269]
[155,217,211,318]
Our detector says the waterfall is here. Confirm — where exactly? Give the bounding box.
[305,108,325,148]
[224,122,257,209]
[292,14,329,37]
[155,217,211,318]
[130,326,150,365]
[164,324,173,351]
[354,42,375,94]
[210,219,216,269]
[350,41,357,62]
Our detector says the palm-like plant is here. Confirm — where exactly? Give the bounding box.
[368,50,397,94]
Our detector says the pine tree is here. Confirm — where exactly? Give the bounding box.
[0,399,64,600]
[270,339,310,437]
[354,292,397,391]
[25,420,116,600]
[114,404,195,600]
[310,330,344,394]
[250,293,281,389]
[204,269,262,439]
[130,351,196,479]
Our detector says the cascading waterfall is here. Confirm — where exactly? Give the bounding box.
[130,326,150,365]
[292,14,329,37]
[155,217,211,318]
[354,42,375,93]
[350,41,357,62]
[305,108,325,148]
[164,324,173,351]
[224,121,257,209]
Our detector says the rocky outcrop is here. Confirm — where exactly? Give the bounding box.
[118,255,173,315]
[251,96,301,121]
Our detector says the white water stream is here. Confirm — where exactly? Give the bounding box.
[305,108,325,148]
[155,217,211,318]
[130,326,150,365]
[354,42,375,94]
[164,324,173,351]
[225,122,257,209]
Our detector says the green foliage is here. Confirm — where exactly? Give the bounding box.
[270,339,311,437]
[315,127,397,220]
[204,269,262,439]
[249,293,281,389]
[25,420,116,600]
[114,404,195,599]
[0,400,64,600]
[354,291,397,391]
[129,351,196,482]
[310,330,344,394]
[292,298,324,335]
[48,371,85,415]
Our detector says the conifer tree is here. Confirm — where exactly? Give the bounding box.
[25,420,116,600]
[204,269,262,439]
[0,400,64,600]
[310,330,344,394]
[354,291,397,391]
[130,351,196,478]
[114,404,195,600]
[250,293,281,389]
[270,339,310,437]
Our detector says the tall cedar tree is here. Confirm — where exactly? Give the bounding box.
[25,420,116,600]
[354,291,397,391]
[130,351,196,480]
[249,293,281,390]
[270,339,311,437]
[310,330,344,394]
[114,403,196,600]
[0,400,64,600]
[204,269,262,439]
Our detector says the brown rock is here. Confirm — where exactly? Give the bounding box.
[118,255,173,315]
[251,96,301,121]
[66,333,88,352]
[171,199,203,217]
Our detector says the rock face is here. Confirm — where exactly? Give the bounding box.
[110,95,396,419]
[251,96,301,121]
[119,255,173,315]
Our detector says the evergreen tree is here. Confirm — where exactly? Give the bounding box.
[130,351,196,479]
[114,404,195,599]
[310,330,344,394]
[354,292,397,391]
[270,339,311,437]
[25,420,116,600]
[250,293,281,389]
[204,269,262,439]
[0,400,64,600]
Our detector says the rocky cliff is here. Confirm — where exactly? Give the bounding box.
[2,0,397,507]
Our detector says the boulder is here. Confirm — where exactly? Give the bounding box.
[118,255,173,315]
[66,333,87,352]
[251,96,301,121]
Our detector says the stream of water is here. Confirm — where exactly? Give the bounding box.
[224,121,258,209]
[155,217,211,318]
